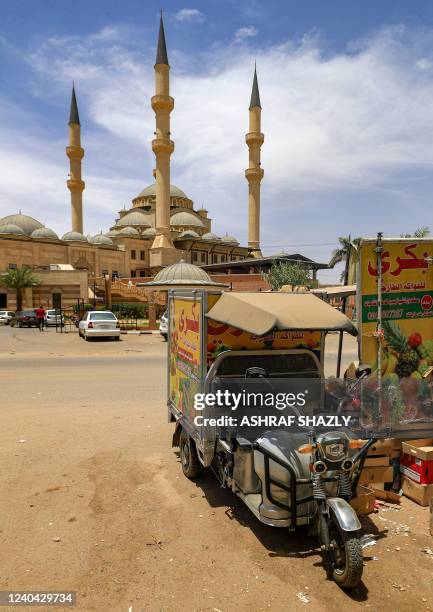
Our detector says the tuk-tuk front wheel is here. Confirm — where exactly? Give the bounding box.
[179,431,200,479]
[329,524,363,589]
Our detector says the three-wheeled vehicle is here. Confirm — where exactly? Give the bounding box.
[167,290,377,588]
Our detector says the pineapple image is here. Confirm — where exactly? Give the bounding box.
[383,320,420,378]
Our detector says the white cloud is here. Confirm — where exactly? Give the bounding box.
[234,25,258,43]
[2,24,433,281]
[174,8,205,23]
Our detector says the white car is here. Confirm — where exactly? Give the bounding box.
[0,310,15,325]
[159,309,168,341]
[44,309,65,327]
[78,310,120,341]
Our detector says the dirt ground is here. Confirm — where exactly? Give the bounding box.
[0,326,432,612]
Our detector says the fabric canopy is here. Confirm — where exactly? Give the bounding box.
[311,285,356,298]
[205,292,357,336]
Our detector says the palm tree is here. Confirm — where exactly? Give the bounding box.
[0,267,40,311]
[329,236,361,268]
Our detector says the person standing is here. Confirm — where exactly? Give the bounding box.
[35,305,45,331]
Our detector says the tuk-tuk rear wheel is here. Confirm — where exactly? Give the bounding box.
[180,431,200,479]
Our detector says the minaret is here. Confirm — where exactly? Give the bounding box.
[66,84,85,234]
[150,13,175,255]
[245,65,264,258]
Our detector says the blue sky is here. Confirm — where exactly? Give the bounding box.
[2,1,433,282]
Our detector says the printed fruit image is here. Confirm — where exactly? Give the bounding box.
[383,372,399,386]
[383,320,420,377]
[418,361,431,376]
[408,332,422,348]
[417,339,433,364]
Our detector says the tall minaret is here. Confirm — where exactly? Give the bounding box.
[66,84,85,234]
[150,13,175,252]
[245,65,264,258]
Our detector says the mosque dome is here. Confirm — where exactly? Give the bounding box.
[89,233,114,247]
[61,231,88,243]
[178,230,200,239]
[0,213,44,236]
[151,259,214,285]
[142,227,157,238]
[170,211,204,228]
[105,229,120,238]
[202,232,219,241]
[117,226,140,237]
[31,227,59,240]
[136,183,188,199]
[220,233,239,245]
[0,223,26,236]
[115,210,152,229]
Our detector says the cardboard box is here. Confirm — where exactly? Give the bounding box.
[402,475,433,507]
[364,456,391,468]
[350,486,375,515]
[368,438,402,455]
[401,438,433,485]
[359,465,394,486]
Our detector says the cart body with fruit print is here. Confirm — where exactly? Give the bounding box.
[349,235,433,439]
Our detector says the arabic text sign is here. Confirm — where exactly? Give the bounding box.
[359,239,433,364]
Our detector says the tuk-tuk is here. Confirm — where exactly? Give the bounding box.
[167,289,375,589]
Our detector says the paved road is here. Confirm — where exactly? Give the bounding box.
[0,325,432,612]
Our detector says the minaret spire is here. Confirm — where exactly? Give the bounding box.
[245,64,264,257]
[69,82,81,125]
[150,11,177,263]
[155,11,169,65]
[249,64,261,110]
[66,84,85,233]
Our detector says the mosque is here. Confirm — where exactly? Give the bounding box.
[0,15,270,308]
[0,16,328,310]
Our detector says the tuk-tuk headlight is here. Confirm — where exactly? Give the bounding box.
[317,432,349,463]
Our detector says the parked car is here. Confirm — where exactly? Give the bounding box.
[78,310,120,340]
[159,309,168,341]
[10,310,38,328]
[44,309,65,327]
[0,310,15,325]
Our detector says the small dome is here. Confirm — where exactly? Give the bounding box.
[0,223,26,236]
[178,230,200,239]
[31,227,59,239]
[142,227,157,238]
[115,210,151,228]
[61,231,88,242]
[220,233,239,245]
[152,259,213,284]
[136,183,188,199]
[89,233,114,246]
[105,229,120,238]
[202,232,220,241]
[0,213,44,236]
[170,211,204,228]
[117,226,140,237]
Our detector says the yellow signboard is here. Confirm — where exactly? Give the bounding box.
[169,297,201,421]
[359,239,433,368]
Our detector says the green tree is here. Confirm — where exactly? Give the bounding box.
[329,236,361,282]
[329,236,361,268]
[0,267,40,311]
[263,262,312,291]
[401,226,430,238]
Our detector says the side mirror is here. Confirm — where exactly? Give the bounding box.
[356,365,371,379]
